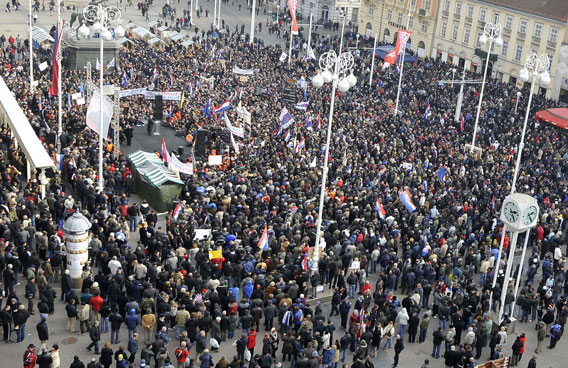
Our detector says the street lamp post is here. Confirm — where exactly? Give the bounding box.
[78,4,124,193]
[515,91,522,113]
[310,13,356,276]
[393,9,411,116]
[28,0,33,96]
[250,0,256,45]
[276,5,279,25]
[369,33,377,87]
[468,23,502,153]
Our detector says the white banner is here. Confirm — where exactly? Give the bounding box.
[170,153,194,175]
[144,90,182,101]
[119,88,147,98]
[71,92,82,100]
[230,132,240,154]
[86,91,113,139]
[279,52,287,62]
[208,155,223,166]
[39,61,48,71]
[236,106,251,125]
[224,113,245,138]
[232,66,255,75]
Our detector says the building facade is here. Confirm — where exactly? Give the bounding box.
[431,0,568,100]
[358,0,441,58]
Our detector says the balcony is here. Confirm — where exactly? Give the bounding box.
[532,35,541,45]
[517,32,525,41]
[465,16,472,24]
[478,20,486,28]
[442,10,449,17]
[503,28,511,36]
[453,13,460,21]
[547,40,557,49]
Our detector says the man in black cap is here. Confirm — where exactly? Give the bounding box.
[23,344,36,368]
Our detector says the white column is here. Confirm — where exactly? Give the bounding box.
[307,12,312,55]
[369,34,377,87]
[98,28,104,192]
[470,39,494,151]
[510,230,530,315]
[28,0,33,96]
[489,225,508,313]
[511,78,536,194]
[217,0,221,28]
[249,0,256,45]
[498,231,519,320]
[454,69,465,122]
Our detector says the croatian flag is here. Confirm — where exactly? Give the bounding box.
[214,100,231,114]
[296,137,305,153]
[53,153,64,171]
[152,66,157,82]
[121,70,128,88]
[395,64,401,74]
[161,138,169,163]
[301,253,309,272]
[316,111,321,129]
[460,114,465,132]
[295,101,309,110]
[423,97,431,122]
[279,108,295,130]
[257,225,269,251]
[305,115,313,130]
[49,19,64,96]
[376,198,386,220]
[172,202,184,221]
[284,130,291,142]
[290,206,298,216]
[204,98,212,118]
[491,195,495,211]
[399,187,417,213]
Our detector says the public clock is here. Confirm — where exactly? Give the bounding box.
[500,193,539,231]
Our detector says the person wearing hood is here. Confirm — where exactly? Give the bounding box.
[396,308,409,337]
[244,280,253,300]
[70,356,86,368]
[464,327,476,347]
[125,309,140,339]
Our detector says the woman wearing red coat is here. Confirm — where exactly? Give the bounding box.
[247,328,257,357]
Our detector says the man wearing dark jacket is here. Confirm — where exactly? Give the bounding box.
[36,317,49,345]
[87,320,101,354]
[66,299,78,333]
[109,309,123,344]
[36,347,53,368]
[14,305,30,343]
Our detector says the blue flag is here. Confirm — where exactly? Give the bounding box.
[438,166,447,183]
[204,98,211,118]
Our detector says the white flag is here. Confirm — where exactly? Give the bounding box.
[106,57,115,68]
[96,58,101,70]
[279,52,287,62]
[230,132,240,154]
[86,90,114,139]
[307,46,316,60]
[310,157,316,168]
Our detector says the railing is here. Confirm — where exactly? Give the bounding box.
[465,16,472,24]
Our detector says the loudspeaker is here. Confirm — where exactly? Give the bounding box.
[194,129,207,156]
[154,95,163,120]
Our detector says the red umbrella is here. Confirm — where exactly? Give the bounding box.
[535,108,568,131]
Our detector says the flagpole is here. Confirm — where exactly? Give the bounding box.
[56,0,62,154]
[98,9,105,192]
[288,24,293,65]
[393,9,411,117]
[217,0,221,29]
[189,0,192,27]
[213,0,217,29]
[307,12,312,57]
[249,0,256,45]
[28,0,33,96]
[369,33,377,87]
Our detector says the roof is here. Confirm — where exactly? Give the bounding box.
[128,150,184,187]
[31,26,54,43]
[480,0,568,22]
[0,77,55,170]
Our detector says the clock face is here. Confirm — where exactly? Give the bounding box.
[503,201,520,223]
[522,205,538,225]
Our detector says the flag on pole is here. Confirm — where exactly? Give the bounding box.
[161,138,169,163]
[172,202,185,221]
[85,91,113,139]
[357,310,364,338]
[43,120,50,134]
[307,45,316,60]
[49,20,64,96]
[383,29,412,67]
[284,130,291,142]
[214,100,231,114]
[296,137,305,153]
[461,114,465,132]
[305,115,313,131]
[204,98,212,118]
[152,66,157,82]
[295,101,309,110]
[288,0,298,35]
[121,70,128,88]
[179,91,185,108]
[279,108,295,130]
[422,180,428,193]
[301,253,309,272]
[395,64,401,74]
[168,103,172,118]
[376,198,386,219]
[106,58,115,69]
[399,187,417,213]
[53,153,64,171]
[257,225,269,251]
[279,52,287,62]
[491,195,496,211]
[230,132,240,154]
[423,97,431,122]
[316,111,322,129]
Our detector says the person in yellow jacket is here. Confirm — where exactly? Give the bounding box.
[141,309,156,345]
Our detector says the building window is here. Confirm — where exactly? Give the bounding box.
[534,23,542,39]
[514,44,523,61]
[493,13,499,24]
[411,0,417,9]
[368,4,374,15]
[399,0,404,4]
[519,19,527,34]
[408,15,414,28]
[397,12,403,24]
[501,40,508,57]
[505,15,513,30]
[421,20,428,33]
[440,21,447,38]
[476,32,483,48]
[550,28,558,42]
[387,9,392,21]
[452,24,459,40]
[467,5,474,18]
[443,0,450,12]
[425,0,432,11]
[455,2,462,15]
[463,28,470,44]
[480,8,487,22]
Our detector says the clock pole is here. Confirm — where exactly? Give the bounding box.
[498,230,519,320]
[488,225,508,313]
[509,230,531,315]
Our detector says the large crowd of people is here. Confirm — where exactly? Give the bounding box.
[0,2,567,368]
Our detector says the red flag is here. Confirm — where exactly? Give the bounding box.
[161,138,169,163]
[288,0,298,35]
[49,20,64,96]
[384,30,412,67]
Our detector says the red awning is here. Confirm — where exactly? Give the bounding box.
[535,108,568,131]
